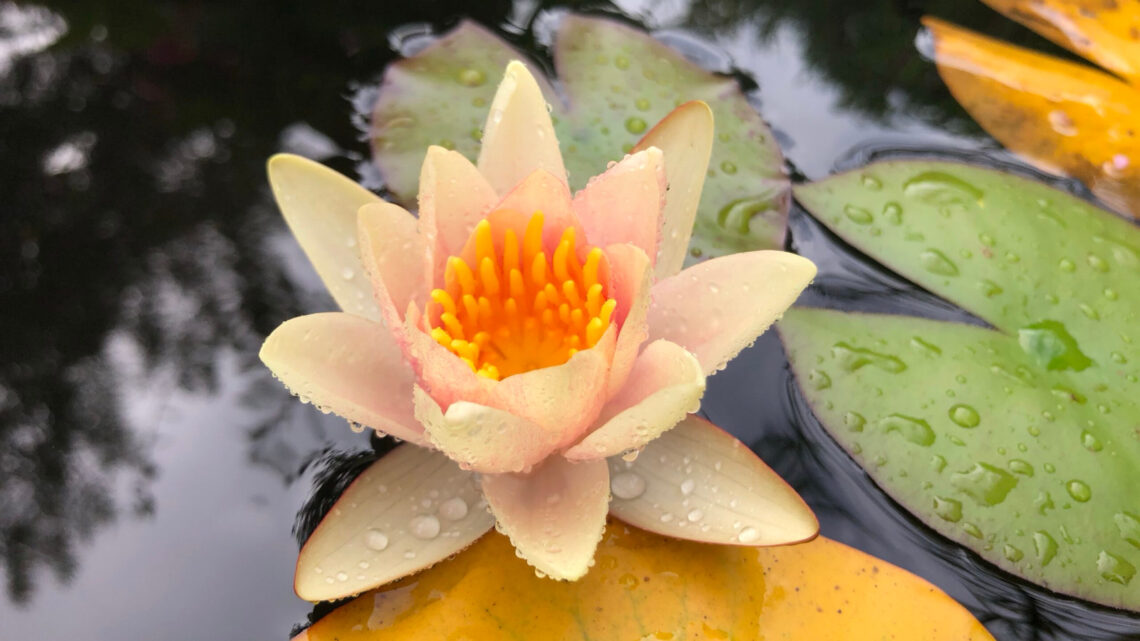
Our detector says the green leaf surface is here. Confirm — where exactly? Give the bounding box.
[782,160,1140,611]
[370,16,789,259]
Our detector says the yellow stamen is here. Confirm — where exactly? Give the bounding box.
[427,211,618,381]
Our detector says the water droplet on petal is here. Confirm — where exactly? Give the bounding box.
[611,471,647,500]
[410,515,441,540]
[365,529,389,551]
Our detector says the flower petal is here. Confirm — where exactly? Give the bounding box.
[358,202,427,339]
[603,244,651,398]
[414,386,559,474]
[648,250,816,375]
[259,313,425,444]
[294,444,494,602]
[632,101,715,279]
[418,146,499,280]
[572,148,665,263]
[267,154,383,319]
[477,60,567,196]
[491,168,582,251]
[481,456,610,580]
[564,340,704,461]
[404,302,495,409]
[489,325,616,447]
[608,415,818,546]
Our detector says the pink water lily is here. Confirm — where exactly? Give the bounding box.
[261,61,818,600]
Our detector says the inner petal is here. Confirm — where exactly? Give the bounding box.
[427,211,617,381]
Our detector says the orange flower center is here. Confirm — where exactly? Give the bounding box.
[428,211,616,381]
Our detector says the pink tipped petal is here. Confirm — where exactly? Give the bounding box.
[477,61,567,196]
[259,313,424,444]
[491,169,581,250]
[572,148,665,263]
[564,340,704,461]
[404,302,494,409]
[418,146,499,279]
[267,154,384,320]
[358,202,427,339]
[414,386,560,474]
[481,456,610,580]
[648,251,817,375]
[295,444,494,602]
[489,325,616,446]
[608,415,818,546]
[632,101,715,279]
[602,244,651,398]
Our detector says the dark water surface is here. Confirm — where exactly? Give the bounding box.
[2,1,1139,639]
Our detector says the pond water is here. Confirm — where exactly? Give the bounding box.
[2,1,1139,639]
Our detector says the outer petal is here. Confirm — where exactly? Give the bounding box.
[608,415,818,546]
[564,340,704,461]
[572,148,665,264]
[481,456,610,580]
[414,386,559,474]
[477,61,567,196]
[295,444,493,601]
[603,244,651,398]
[267,154,383,319]
[259,313,424,444]
[358,202,426,339]
[418,146,499,281]
[632,101,715,279]
[489,325,616,447]
[647,250,817,375]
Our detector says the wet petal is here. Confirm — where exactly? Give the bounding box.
[418,146,500,280]
[648,250,816,375]
[259,313,424,444]
[405,302,495,410]
[490,325,616,447]
[295,444,494,602]
[481,456,609,580]
[564,340,704,461]
[491,168,581,252]
[358,202,427,339]
[572,148,665,264]
[608,415,818,546]
[267,154,383,319]
[603,244,651,398]
[632,101,715,279]
[414,386,559,474]
[477,61,567,196]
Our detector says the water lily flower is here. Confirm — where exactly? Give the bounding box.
[261,61,818,601]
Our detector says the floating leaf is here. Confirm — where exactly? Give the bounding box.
[923,16,1140,218]
[371,16,789,260]
[783,160,1140,610]
[293,521,995,641]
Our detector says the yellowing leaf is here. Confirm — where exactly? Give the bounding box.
[293,521,995,641]
[923,16,1140,217]
[979,0,1140,83]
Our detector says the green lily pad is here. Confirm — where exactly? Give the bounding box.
[370,16,789,259]
[780,160,1140,611]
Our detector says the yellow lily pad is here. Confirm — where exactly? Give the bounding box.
[293,521,995,640]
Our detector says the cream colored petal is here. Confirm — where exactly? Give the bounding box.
[477,60,567,195]
[632,101,715,279]
[404,301,495,410]
[607,415,818,546]
[259,312,424,444]
[481,456,610,580]
[648,250,816,375]
[602,244,651,398]
[572,148,665,263]
[358,202,427,340]
[489,325,616,448]
[564,340,704,461]
[414,386,560,474]
[418,146,500,281]
[294,444,493,602]
[267,153,383,320]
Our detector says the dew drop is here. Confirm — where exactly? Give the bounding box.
[878,414,935,447]
[1081,430,1103,452]
[720,161,738,175]
[625,117,647,134]
[948,404,980,428]
[410,515,441,540]
[1003,544,1024,562]
[808,369,831,390]
[365,529,389,551]
[335,571,349,582]
[843,204,874,224]
[978,279,1003,297]
[1113,511,1140,548]
[1098,551,1135,585]
[882,201,903,225]
[611,471,647,500]
[737,527,759,543]
[933,496,962,522]
[1059,258,1076,273]
[1066,480,1092,502]
[1033,531,1058,565]
[1007,459,1034,476]
[341,267,355,280]
[833,342,905,372]
[439,497,469,521]
[861,174,882,190]
[951,462,1018,506]
[679,479,696,496]
[686,509,704,522]
[457,68,487,87]
[919,249,959,276]
[843,411,866,432]
[1087,254,1109,272]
